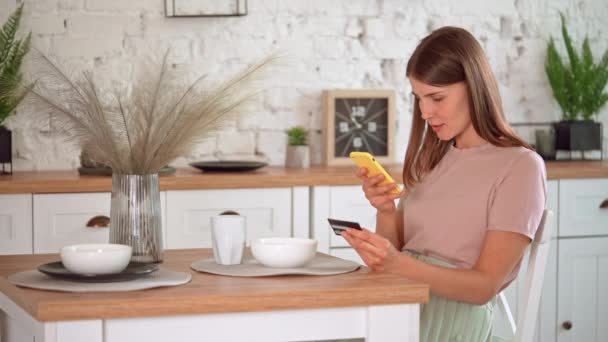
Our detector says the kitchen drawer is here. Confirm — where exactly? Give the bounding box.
[0,195,32,255]
[165,188,292,249]
[559,179,608,237]
[33,192,167,254]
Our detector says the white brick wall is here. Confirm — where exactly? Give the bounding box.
[1,0,607,170]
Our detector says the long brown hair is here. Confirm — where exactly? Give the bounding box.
[402,26,531,190]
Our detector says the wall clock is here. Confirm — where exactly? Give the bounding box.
[322,89,395,166]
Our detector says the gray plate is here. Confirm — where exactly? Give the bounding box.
[190,254,360,277]
[37,261,159,283]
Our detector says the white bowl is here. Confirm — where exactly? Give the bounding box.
[60,244,132,275]
[251,238,317,268]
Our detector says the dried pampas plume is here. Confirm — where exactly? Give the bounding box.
[27,51,278,174]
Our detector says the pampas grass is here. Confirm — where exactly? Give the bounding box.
[27,51,277,174]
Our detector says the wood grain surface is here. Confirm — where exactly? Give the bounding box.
[0,161,606,194]
[0,249,429,321]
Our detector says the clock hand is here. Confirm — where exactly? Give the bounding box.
[350,114,362,129]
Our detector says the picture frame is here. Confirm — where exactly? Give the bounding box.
[165,0,247,17]
[322,89,396,166]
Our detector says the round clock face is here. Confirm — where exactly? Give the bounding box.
[334,97,389,157]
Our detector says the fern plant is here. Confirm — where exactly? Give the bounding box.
[545,12,608,121]
[0,4,32,126]
[287,126,307,146]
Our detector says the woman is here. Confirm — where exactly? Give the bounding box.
[341,26,546,342]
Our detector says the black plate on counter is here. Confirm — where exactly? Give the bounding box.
[189,161,268,172]
[37,261,159,283]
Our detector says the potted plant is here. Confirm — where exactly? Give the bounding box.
[0,4,31,174]
[285,126,310,168]
[545,13,608,158]
[28,52,277,262]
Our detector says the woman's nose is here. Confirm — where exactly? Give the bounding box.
[419,102,433,120]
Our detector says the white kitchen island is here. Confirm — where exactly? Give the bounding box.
[0,249,429,342]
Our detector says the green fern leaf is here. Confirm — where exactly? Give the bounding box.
[560,13,581,79]
[0,4,30,126]
[0,4,24,64]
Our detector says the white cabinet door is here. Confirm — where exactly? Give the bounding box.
[328,186,378,248]
[0,195,32,255]
[557,237,608,342]
[34,193,111,253]
[165,188,292,249]
[33,193,167,254]
[559,179,608,237]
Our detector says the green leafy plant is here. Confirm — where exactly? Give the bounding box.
[287,126,307,146]
[545,12,608,121]
[0,4,32,126]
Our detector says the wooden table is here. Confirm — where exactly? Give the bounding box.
[0,249,429,342]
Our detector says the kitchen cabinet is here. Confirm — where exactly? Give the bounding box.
[33,192,167,254]
[0,195,32,255]
[165,187,296,249]
[557,237,608,342]
[14,187,306,254]
[559,179,608,237]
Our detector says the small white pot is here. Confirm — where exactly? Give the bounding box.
[285,145,310,168]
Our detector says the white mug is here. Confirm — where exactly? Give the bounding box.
[211,215,246,265]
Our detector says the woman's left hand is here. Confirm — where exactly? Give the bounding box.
[341,228,403,272]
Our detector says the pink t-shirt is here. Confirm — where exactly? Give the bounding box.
[401,143,547,286]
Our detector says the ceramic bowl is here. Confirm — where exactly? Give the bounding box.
[251,238,317,268]
[60,244,132,275]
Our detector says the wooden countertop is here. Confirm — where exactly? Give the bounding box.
[0,161,607,194]
[0,249,429,321]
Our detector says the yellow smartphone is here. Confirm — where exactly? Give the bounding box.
[349,152,402,195]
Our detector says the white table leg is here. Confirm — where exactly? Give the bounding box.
[1,309,33,342]
[1,292,102,342]
[34,320,102,342]
[366,304,420,342]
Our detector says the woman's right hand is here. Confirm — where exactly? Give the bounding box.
[356,167,406,214]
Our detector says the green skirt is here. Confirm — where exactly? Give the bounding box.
[404,250,495,342]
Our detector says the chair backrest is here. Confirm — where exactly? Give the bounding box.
[495,209,554,342]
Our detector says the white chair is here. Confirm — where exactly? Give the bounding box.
[493,209,554,342]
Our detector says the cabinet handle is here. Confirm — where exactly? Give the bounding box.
[600,199,608,209]
[562,321,573,330]
[86,215,110,228]
[219,210,240,216]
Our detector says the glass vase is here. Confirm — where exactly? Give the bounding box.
[110,173,163,263]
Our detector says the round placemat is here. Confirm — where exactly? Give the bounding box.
[8,269,191,292]
[191,253,360,277]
